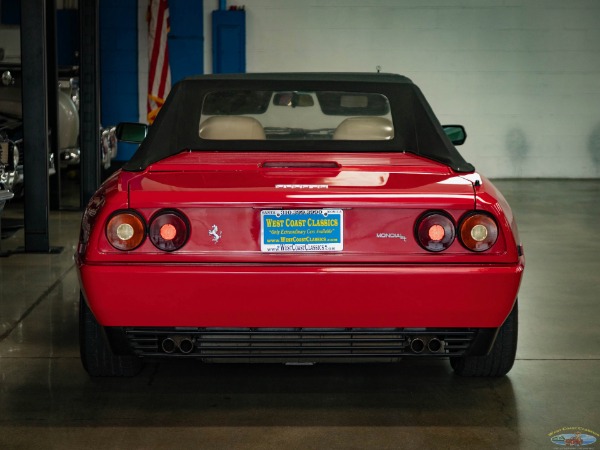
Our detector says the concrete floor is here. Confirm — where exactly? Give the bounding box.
[0,179,599,449]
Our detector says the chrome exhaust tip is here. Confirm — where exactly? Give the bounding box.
[161,335,195,354]
[409,338,425,354]
[161,337,177,353]
[178,337,195,354]
[427,338,443,353]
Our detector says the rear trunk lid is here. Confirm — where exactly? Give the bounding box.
[127,151,476,263]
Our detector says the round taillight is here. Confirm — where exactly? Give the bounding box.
[459,213,498,252]
[415,212,456,252]
[149,210,189,251]
[106,211,146,251]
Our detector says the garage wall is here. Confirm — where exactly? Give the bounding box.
[203,0,600,178]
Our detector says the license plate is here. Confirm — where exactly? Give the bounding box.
[260,209,344,252]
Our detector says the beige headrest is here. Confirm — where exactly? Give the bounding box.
[199,116,266,140]
[333,116,394,140]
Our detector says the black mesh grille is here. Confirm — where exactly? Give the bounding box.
[124,328,477,360]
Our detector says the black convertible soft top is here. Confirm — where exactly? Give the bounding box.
[123,73,474,173]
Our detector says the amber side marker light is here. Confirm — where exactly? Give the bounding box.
[106,211,146,251]
[149,210,189,252]
[416,212,456,252]
[459,213,498,252]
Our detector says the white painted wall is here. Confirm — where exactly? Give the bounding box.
[203,0,600,178]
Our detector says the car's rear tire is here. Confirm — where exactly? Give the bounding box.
[79,293,143,377]
[450,300,518,377]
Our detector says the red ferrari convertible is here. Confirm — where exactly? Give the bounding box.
[76,73,524,377]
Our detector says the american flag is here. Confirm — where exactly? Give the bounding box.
[147,0,171,124]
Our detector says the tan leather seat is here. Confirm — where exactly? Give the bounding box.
[333,116,394,140]
[199,116,266,140]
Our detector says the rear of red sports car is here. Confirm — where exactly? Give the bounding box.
[76,73,524,377]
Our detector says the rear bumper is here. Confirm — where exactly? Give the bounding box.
[78,262,523,328]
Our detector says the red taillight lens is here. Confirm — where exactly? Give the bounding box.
[415,212,456,252]
[106,211,146,251]
[459,213,498,252]
[149,210,189,251]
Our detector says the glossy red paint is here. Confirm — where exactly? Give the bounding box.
[77,151,524,329]
[79,263,522,328]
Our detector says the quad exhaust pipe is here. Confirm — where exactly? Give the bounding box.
[427,338,442,353]
[409,337,444,354]
[409,338,426,353]
[161,335,195,354]
[161,337,177,353]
